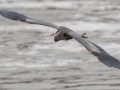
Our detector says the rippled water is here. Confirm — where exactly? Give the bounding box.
[0,0,120,90]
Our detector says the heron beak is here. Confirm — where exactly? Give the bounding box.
[50,33,56,36]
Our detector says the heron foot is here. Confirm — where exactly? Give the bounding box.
[81,33,88,38]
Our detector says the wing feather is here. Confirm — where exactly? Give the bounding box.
[67,30,120,69]
[0,10,59,29]
[92,51,120,69]
[67,31,100,52]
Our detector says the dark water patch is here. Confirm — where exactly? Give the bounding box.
[1,80,32,84]
[63,83,120,89]
[0,78,13,80]
[10,71,31,76]
[111,84,120,86]
[32,78,43,82]
[17,41,37,50]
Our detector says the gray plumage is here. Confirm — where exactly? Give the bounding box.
[1,10,120,69]
[0,10,59,29]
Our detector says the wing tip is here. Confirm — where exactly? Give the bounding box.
[0,10,4,14]
[0,10,7,13]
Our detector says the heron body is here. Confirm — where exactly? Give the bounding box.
[0,10,120,69]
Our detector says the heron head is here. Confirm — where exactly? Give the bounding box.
[51,26,73,42]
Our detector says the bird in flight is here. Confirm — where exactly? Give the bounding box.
[0,10,120,69]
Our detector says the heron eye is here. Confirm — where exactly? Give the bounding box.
[63,33,67,37]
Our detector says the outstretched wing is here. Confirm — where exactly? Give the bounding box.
[67,30,120,69]
[92,51,120,69]
[90,42,120,69]
[0,10,59,29]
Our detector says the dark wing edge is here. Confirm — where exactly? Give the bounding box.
[0,10,59,29]
[67,30,120,69]
[92,52,120,69]
[88,41,109,54]
[88,40,120,69]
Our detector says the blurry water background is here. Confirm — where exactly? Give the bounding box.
[0,0,120,90]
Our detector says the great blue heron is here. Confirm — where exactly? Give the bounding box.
[0,10,120,69]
